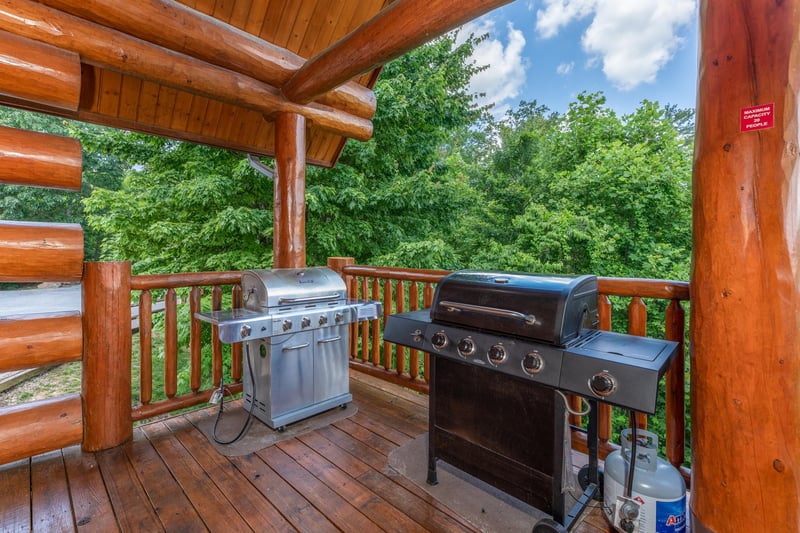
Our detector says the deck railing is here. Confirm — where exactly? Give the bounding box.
[330,260,690,479]
[130,271,243,421]
[121,260,689,481]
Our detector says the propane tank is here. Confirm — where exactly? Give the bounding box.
[603,429,686,533]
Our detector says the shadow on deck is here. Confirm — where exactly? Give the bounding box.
[0,372,612,532]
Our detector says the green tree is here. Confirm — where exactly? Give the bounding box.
[0,107,125,261]
[84,135,273,273]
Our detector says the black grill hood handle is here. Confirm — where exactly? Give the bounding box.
[439,300,537,325]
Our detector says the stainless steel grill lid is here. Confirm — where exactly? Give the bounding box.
[242,267,346,310]
[430,270,599,346]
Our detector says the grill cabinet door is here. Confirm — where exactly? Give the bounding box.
[314,324,349,403]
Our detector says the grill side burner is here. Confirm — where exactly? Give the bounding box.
[196,267,381,430]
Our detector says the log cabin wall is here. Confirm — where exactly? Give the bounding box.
[0,121,85,464]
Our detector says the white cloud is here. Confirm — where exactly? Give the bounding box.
[535,0,695,90]
[459,19,527,118]
[556,62,574,75]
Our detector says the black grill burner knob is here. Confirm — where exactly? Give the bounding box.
[431,331,448,350]
[487,344,507,365]
[523,352,544,374]
[282,319,292,331]
[301,317,311,328]
[457,337,475,357]
[589,372,617,397]
[319,315,328,326]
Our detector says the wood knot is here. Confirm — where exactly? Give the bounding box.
[773,459,785,473]
[712,58,719,66]
[722,288,732,298]
[723,143,732,152]
[726,55,733,61]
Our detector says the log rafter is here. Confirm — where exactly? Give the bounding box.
[282,0,514,104]
[34,0,377,120]
[0,0,373,141]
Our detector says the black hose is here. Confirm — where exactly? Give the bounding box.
[212,344,256,445]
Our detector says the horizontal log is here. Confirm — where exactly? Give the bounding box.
[0,394,82,465]
[130,270,242,290]
[0,30,80,112]
[36,0,376,120]
[282,0,513,104]
[349,361,429,395]
[0,125,83,190]
[598,277,690,300]
[0,221,83,282]
[0,312,82,371]
[341,265,451,283]
[0,0,372,141]
[131,383,242,422]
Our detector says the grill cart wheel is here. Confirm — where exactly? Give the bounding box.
[532,517,567,533]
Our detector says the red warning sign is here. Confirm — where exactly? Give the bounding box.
[740,103,774,132]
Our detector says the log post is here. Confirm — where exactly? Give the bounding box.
[327,257,355,277]
[273,112,306,268]
[691,1,800,530]
[82,261,132,451]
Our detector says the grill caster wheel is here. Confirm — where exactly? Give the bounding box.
[532,518,567,533]
[578,465,604,501]
[340,403,347,410]
[277,426,286,433]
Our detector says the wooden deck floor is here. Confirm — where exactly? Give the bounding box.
[0,372,613,532]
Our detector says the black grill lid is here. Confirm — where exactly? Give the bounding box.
[430,270,599,346]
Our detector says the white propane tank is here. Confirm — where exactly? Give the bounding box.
[603,429,686,533]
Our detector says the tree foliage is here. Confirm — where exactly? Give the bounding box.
[0,108,125,261]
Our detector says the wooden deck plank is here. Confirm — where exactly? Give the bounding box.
[229,453,340,533]
[276,438,430,533]
[95,445,164,532]
[140,421,252,531]
[62,445,120,532]
[123,428,207,531]
[2,373,613,533]
[0,458,31,532]
[162,415,298,532]
[257,444,380,532]
[31,450,74,532]
[299,429,477,533]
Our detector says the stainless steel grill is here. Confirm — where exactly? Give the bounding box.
[197,267,381,430]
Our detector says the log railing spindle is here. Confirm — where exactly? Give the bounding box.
[395,280,406,376]
[164,287,178,399]
[189,286,202,392]
[231,285,242,382]
[665,299,686,469]
[139,290,153,405]
[371,278,381,366]
[211,285,223,388]
[409,281,420,381]
[597,294,613,446]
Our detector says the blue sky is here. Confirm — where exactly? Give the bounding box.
[462,0,698,118]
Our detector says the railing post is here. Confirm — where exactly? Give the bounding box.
[82,261,132,451]
[327,256,355,277]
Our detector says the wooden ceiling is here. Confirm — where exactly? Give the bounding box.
[0,0,389,167]
[0,0,511,167]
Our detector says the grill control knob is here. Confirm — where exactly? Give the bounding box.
[318,315,328,326]
[487,344,507,365]
[334,312,344,324]
[589,372,617,397]
[282,319,292,331]
[457,337,475,357]
[301,317,311,328]
[431,331,449,350]
[522,352,544,375]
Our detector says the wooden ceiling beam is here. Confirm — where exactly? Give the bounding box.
[282,0,513,104]
[35,0,377,120]
[0,0,372,141]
